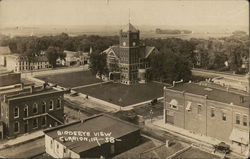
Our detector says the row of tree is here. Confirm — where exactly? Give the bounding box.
[1,33,119,67]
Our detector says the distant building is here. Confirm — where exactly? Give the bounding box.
[0,46,11,66]
[60,50,90,66]
[163,82,248,154]
[102,23,158,85]
[44,114,140,158]
[0,84,65,139]
[5,54,50,72]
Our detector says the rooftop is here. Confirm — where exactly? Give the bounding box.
[0,46,11,55]
[166,82,249,108]
[1,85,64,102]
[44,114,140,154]
[121,23,138,33]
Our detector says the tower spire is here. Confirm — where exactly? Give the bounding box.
[129,8,131,24]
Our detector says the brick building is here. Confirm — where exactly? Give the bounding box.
[44,114,140,158]
[0,84,65,139]
[163,82,249,154]
[102,23,158,85]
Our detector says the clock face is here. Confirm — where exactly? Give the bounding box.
[123,42,126,46]
[133,42,136,46]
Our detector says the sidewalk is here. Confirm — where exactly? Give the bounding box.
[0,130,44,150]
[146,118,247,158]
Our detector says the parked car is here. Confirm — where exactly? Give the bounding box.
[213,142,231,154]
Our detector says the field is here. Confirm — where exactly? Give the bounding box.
[74,82,165,106]
[36,71,102,88]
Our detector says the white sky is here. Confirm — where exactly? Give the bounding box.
[0,0,248,27]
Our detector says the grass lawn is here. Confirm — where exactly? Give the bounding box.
[36,71,102,88]
[75,82,166,106]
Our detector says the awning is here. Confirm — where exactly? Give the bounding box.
[229,128,249,145]
[186,101,192,111]
[169,99,178,106]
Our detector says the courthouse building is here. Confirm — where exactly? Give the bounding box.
[0,83,65,139]
[102,23,158,85]
[163,82,249,153]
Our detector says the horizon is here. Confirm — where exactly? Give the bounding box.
[0,0,248,30]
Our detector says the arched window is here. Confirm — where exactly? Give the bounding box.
[49,100,54,110]
[33,103,38,114]
[57,98,61,108]
[42,101,46,113]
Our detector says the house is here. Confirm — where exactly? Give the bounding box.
[5,54,50,72]
[44,114,140,158]
[163,82,249,154]
[60,50,90,66]
[0,84,65,139]
[0,46,11,66]
[102,23,158,85]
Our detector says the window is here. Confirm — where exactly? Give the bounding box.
[33,103,38,114]
[222,112,226,121]
[56,143,59,152]
[42,102,46,113]
[236,114,240,124]
[243,115,247,126]
[24,105,28,117]
[14,121,19,133]
[197,105,202,114]
[41,116,46,126]
[14,107,19,118]
[49,100,53,110]
[57,99,61,108]
[211,108,215,118]
[50,140,53,149]
[169,99,178,110]
[33,118,38,128]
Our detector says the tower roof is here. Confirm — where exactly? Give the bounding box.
[122,23,138,32]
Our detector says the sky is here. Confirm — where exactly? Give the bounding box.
[0,0,249,28]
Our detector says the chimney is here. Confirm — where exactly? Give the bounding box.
[21,82,24,90]
[30,85,34,93]
[173,81,176,87]
[3,95,7,103]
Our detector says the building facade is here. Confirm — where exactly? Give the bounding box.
[0,71,21,87]
[44,114,140,158]
[0,46,11,66]
[102,23,158,85]
[6,54,50,72]
[0,85,64,138]
[163,82,249,154]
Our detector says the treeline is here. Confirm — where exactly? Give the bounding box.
[190,32,249,74]
[155,28,192,34]
[0,33,119,67]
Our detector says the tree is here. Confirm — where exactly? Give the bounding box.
[149,49,192,83]
[89,50,108,77]
[45,46,63,68]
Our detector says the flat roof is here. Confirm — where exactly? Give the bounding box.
[172,147,220,159]
[166,82,249,108]
[44,114,140,154]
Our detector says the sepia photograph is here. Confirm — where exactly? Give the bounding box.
[0,0,249,158]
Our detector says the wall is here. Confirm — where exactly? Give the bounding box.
[5,91,64,138]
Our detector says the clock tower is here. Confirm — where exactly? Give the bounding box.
[119,23,140,85]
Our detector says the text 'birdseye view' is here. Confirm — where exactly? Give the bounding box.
[0,0,249,159]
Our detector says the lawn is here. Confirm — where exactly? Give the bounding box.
[75,82,166,106]
[36,71,102,88]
